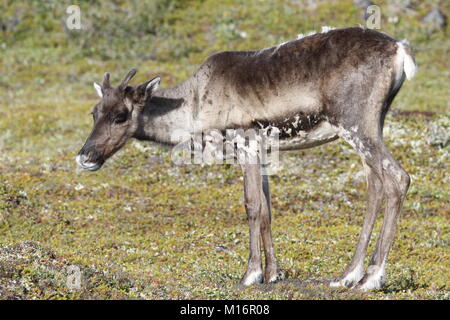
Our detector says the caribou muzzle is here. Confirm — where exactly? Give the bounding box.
[75,149,105,172]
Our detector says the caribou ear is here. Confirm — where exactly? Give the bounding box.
[132,77,161,104]
[146,77,160,94]
[93,82,103,98]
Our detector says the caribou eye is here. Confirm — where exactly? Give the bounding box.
[114,112,128,124]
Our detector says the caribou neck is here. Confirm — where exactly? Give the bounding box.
[134,78,204,145]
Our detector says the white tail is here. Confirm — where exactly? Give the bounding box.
[397,41,417,80]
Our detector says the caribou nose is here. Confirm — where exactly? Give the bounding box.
[76,154,92,168]
[75,153,102,171]
[75,154,85,167]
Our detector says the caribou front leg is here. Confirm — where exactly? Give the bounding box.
[260,174,284,283]
[241,163,264,285]
[240,164,283,285]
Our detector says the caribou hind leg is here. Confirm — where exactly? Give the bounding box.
[327,53,411,290]
[354,144,410,290]
[330,113,409,290]
[330,159,384,288]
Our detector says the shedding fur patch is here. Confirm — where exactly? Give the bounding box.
[296,30,317,40]
[257,25,337,54]
[296,25,336,40]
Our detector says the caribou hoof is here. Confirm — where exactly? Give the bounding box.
[352,265,385,291]
[330,277,356,288]
[264,268,285,284]
[352,276,385,291]
[330,267,364,288]
[241,270,263,286]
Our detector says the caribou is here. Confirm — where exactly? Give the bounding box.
[76,27,416,290]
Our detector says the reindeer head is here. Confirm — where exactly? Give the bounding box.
[76,69,160,171]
